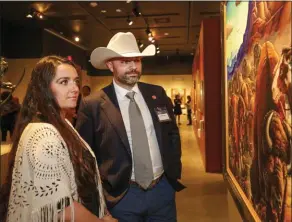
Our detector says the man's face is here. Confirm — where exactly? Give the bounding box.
[106,57,142,89]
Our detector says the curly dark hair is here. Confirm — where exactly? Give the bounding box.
[0,55,98,220]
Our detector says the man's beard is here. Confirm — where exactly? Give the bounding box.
[118,71,141,86]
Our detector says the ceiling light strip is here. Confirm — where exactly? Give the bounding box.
[44,29,88,51]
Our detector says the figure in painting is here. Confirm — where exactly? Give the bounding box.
[226,1,291,221]
[251,42,291,222]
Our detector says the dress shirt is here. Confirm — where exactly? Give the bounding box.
[113,80,164,180]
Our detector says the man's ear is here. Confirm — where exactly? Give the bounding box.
[106,61,114,72]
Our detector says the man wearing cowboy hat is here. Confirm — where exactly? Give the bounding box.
[76,32,185,222]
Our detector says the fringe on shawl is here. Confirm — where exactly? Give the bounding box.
[95,163,106,218]
[64,119,106,218]
[31,196,75,222]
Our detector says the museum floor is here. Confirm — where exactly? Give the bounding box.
[176,120,233,222]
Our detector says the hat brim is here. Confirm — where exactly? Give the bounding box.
[90,44,156,69]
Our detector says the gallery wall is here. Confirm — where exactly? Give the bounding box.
[192,17,222,173]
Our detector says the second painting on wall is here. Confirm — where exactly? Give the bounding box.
[171,88,186,105]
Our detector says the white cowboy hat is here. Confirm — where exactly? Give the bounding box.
[90,32,156,69]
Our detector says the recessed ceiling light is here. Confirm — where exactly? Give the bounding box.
[74,36,80,42]
[126,0,132,3]
[101,10,107,13]
[116,9,122,13]
[89,2,98,7]
[127,16,133,25]
[164,32,169,36]
[26,8,35,19]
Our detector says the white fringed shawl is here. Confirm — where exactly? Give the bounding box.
[6,121,106,222]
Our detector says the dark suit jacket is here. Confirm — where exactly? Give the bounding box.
[75,82,185,208]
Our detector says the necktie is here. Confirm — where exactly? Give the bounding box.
[126,91,153,189]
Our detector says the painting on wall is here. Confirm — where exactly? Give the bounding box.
[192,26,205,150]
[222,1,291,221]
[171,88,186,105]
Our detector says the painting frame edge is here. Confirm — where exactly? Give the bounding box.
[220,2,260,222]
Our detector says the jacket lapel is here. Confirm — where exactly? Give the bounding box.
[101,84,132,156]
[138,83,163,151]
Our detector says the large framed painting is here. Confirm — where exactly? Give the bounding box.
[222,1,291,221]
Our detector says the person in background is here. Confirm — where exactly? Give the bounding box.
[76,32,185,222]
[173,94,182,125]
[0,56,116,222]
[0,91,21,142]
[82,85,91,98]
[186,95,192,125]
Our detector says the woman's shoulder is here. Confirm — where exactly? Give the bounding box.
[19,122,70,167]
[20,122,63,144]
[24,122,58,133]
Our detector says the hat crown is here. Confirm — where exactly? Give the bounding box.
[90,32,155,69]
[107,32,140,55]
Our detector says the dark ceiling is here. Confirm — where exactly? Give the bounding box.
[0,1,220,56]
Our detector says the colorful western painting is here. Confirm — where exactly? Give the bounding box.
[223,1,291,221]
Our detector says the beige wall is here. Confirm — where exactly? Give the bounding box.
[3,59,193,105]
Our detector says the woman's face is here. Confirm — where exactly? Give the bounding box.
[50,64,79,110]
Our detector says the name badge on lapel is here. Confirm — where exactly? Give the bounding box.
[154,106,171,122]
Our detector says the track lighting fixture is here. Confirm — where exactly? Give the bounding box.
[26,8,44,19]
[132,2,141,17]
[146,27,153,41]
[138,40,143,48]
[155,44,160,54]
[26,13,33,18]
[89,2,98,7]
[145,27,151,37]
[132,7,141,17]
[127,16,133,26]
[26,8,35,18]
[38,13,44,19]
